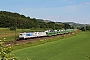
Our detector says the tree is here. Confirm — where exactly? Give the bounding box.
[80,27,85,31]
[47,22,55,29]
[63,23,71,30]
[86,26,90,31]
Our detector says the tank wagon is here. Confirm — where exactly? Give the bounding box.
[19,32,47,39]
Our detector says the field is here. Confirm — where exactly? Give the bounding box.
[12,31,90,60]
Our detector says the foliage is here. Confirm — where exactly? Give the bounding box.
[0,38,18,60]
[86,25,90,31]
[63,23,71,30]
[10,26,16,30]
[80,27,85,31]
[0,11,71,30]
[79,25,90,31]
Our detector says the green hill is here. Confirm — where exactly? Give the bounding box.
[0,11,71,30]
[0,11,39,29]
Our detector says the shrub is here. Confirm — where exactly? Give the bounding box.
[10,26,16,30]
[0,38,18,60]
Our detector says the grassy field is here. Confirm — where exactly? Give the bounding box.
[12,31,90,60]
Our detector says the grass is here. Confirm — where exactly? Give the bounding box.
[12,31,90,60]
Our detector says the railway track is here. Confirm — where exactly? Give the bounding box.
[5,32,74,45]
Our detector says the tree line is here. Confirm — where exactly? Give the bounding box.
[0,11,72,30]
[79,25,90,31]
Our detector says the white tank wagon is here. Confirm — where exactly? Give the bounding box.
[19,32,47,39]
[34,32,47,37]
[19,32,37,39]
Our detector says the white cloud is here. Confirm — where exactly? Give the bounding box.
[64,2,90,12]
[85,2,90,4]
[79,2,90,5]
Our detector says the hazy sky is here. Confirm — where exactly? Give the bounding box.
[0,0,90,24]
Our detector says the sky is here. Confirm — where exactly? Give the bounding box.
[0,0,90,24]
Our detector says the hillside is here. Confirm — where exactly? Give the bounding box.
[0,11,71,30]
[1,11,89,30]
[0,11,38,29]
[63,22,85,27]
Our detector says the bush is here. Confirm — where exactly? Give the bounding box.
[0,38,18,60]
[10,26,16,30]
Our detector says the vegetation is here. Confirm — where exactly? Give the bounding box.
[0,39,18,60]
[10,26,16,30]
[12,31,90,60]
[0,11,71,30]
[79,25,90,31]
